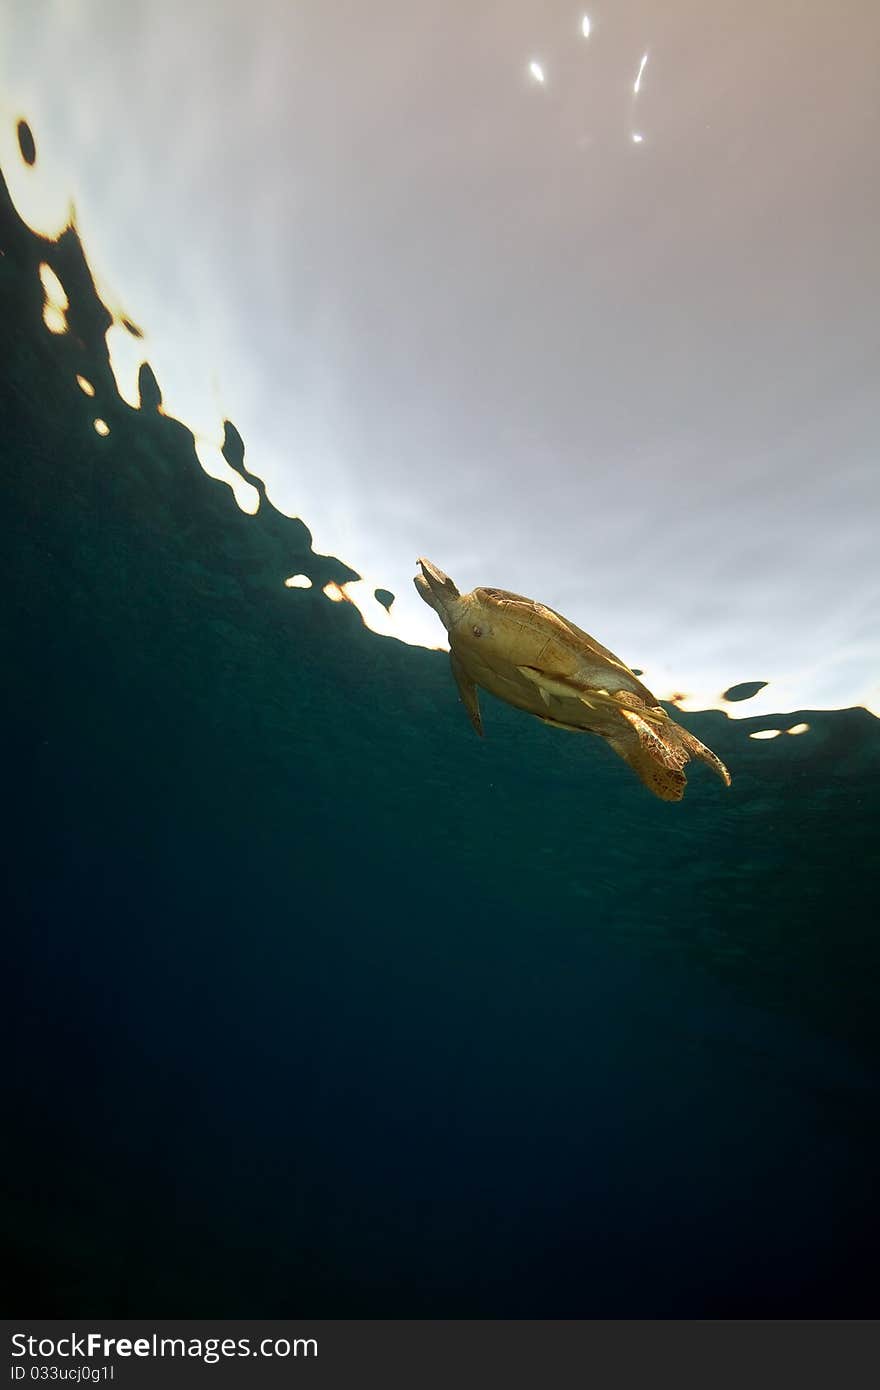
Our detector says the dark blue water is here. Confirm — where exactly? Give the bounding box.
[3,136,878,1317]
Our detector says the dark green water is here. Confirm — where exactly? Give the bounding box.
[3,153,879,1317]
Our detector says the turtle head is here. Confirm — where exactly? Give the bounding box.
[414,558,466,633]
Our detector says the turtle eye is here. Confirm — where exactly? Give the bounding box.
[472,625,483,637]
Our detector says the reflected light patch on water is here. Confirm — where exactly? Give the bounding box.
[320,578,440,643]
[749,723,812,740]
[193,439,260,515]
[0,102,71,240]
[41,303,66,333]
[284,574,312,589]
[105,321,146,409]
[93,418,109,436]
[336,581,395,637]
[76,374,95,397]
[38,261,67,333]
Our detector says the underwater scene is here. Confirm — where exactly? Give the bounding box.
[3,1,879,1318]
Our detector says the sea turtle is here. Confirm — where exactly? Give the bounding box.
[414,557,731,802]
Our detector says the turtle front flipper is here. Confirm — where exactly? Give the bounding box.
[516,665,615,708]
[535,714,593,733]
[517,665,586,703]
[451,651,484,737]
[516,666,669,724]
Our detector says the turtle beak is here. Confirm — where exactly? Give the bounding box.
[414,557,460,617]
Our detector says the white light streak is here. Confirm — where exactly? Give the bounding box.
[581,16,591,38]
[632,133,644,143]
[634,52,648,94]
[529,61,545,84]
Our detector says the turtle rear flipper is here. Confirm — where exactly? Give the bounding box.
[608,709,690,802]
[613,747,689,801]
[676,726,732,787]
[608,710,731,801]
